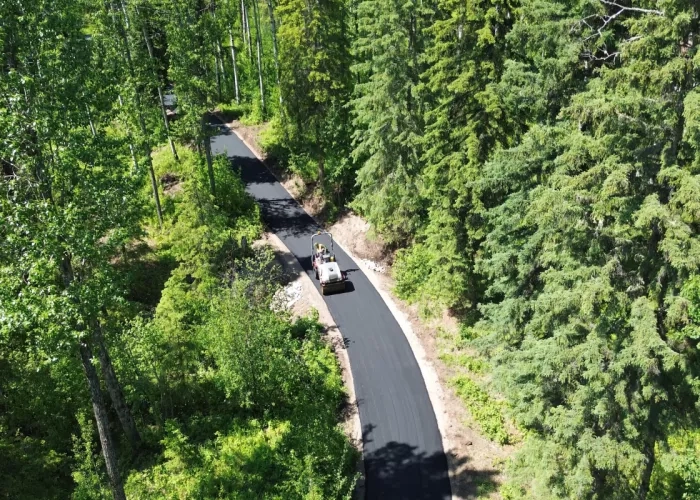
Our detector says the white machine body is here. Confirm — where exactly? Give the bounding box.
[319,261,342,283]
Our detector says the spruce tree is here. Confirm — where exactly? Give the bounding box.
[477,2,700,497]
[396,0,517,309]
[349,0,427,243]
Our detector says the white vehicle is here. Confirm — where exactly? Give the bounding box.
[311,231,347,295]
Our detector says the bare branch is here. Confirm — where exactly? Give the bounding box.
[598,0,665,17]
[581,50,620,62]
[575,1,664,62]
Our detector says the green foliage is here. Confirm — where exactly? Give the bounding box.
[0,426,72,500]
[348,0,427,244]
[218,101,251,122]
[1,0,357,497]
[475,476,498,499]
[112,139,354,498]
[676,275,700,340]
[242,98,267,125]
[118,263,356,499]
[393,243,466,310]
[71,412,111,500]
[439,352,487,374]
[451,376,510,445]
[273,0,353,200]
[392,246,431,302]
[126,418,355,499]
[8,0,700,497]
[468,3,700,497]
[650,430,700,499]
[151,143,261,274]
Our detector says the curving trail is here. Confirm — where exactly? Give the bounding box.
[210,119,451,500]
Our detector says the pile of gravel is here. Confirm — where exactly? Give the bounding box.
[271,281,302,311]
[360,259,386,274]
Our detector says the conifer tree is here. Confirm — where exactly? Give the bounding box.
[349,0,427,243]
[477,2,700,497]
[397,0,517,308]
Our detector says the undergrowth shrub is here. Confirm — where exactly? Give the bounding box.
[451,375,510,445]
[110,142,357,499]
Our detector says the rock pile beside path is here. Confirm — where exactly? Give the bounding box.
[271,281,303,312]
[360,259,386,274]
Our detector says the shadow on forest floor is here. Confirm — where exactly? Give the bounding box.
[114,241,177,308]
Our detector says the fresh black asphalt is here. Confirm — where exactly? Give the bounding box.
[210,120,452,500]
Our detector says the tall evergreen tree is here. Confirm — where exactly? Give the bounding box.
[349,0,427,243]
[477,1,700,497]
[394,0,517,309]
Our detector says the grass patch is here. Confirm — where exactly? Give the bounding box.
[217,101,250,122]
[439,352,487,374]
[451,375,510,445]
[476,475,499,498]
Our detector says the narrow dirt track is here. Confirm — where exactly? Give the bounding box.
[210,119,451,500]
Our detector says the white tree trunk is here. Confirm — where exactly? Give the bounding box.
[252,0,265,112]
[229,28,240,103]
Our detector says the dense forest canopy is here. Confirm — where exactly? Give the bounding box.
[2,0,700,498]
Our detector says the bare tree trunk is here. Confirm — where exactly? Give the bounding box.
[140,18,179,161]
[21,85,52,201]
[216,37,226,88]
[158,87,179,161]
[252,0,265,113]
[229,28,240,103]
[242,0,252,60]
[265,0,281,104]
[80,342,126,500]
[128,143,139,171]
[146,155,163,226]
[61,254,126,500]
[315,122,324,190]
[93,321,142,451]
[86,105,97,137]
[240,0,246,41]
[112,0,163,227]
[204,135,216,196]
[211,6,224,102]
[317,156,324,188]
[117,95,140,171]
[214,47,222,101]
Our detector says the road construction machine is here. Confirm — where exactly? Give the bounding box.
[311,231,347,295]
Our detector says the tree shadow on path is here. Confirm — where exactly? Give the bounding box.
[362,424,499,500]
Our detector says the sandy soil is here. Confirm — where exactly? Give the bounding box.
[328,212,392,264]
[227,120,514,500]
[226,120,267,155]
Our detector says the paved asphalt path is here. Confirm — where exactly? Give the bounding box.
[210,119,451,500]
